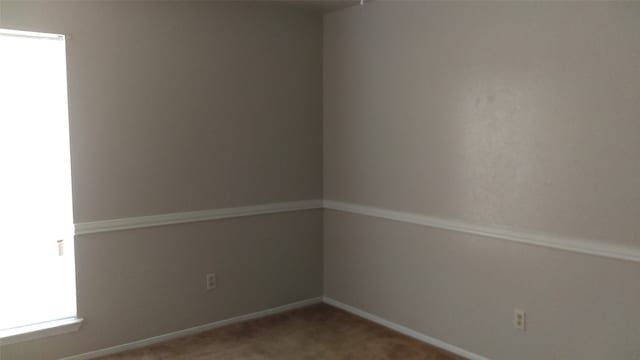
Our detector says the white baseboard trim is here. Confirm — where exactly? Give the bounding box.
[323,296,490,360]
[60,297,322,360]
[323,200,640,263]
[75,200,323,235]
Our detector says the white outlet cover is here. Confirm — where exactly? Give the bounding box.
[514,308,526,331]
[206,273,217,290]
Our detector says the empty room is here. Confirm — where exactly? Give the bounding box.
[0,1,638,359]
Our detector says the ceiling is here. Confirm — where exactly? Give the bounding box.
[280,0,362,13]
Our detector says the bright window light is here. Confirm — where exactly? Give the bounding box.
[0,29,77,331]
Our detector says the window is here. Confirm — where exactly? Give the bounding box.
[0,29,80,342]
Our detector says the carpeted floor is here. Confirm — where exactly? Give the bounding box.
[97,303,465,360]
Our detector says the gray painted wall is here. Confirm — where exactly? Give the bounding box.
[0,2,323,359]
[3,0,323,222]
[324,2,640,359]
[3,1,640,359]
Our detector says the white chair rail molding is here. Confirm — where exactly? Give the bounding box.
[74,198,640,264]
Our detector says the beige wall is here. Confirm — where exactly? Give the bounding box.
[6,211,322,359]
[324,211,640,360]
[0,1,323,359]
[4,1,640,359]
[3,0,323,222]
[324,2,640,359]
[324,1,640,248]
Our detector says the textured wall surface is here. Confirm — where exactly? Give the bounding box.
[324,1,640,248]
[5,211,323,359]
[323,2,640,359]
[3,1,640,359]
[4,1,322,222]
[0,2,323,359]
[324,210,640,360]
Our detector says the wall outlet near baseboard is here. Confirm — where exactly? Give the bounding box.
[514,308,526,331]
[206,273,217,291]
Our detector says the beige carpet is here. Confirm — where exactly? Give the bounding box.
[97,304,465,360]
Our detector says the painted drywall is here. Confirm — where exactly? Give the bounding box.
[2,0,322,222]
[4,210,322,359]
[0,1,322,359]
[323,2,640,359]
[324,1,640,249]
[324,210,640,360]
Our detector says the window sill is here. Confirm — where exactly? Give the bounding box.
[0,317,84,345]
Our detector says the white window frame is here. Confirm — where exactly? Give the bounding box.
[0,28,83,345]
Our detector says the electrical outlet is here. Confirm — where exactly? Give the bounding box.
[514,308,526,331]
[206,273,217,291]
